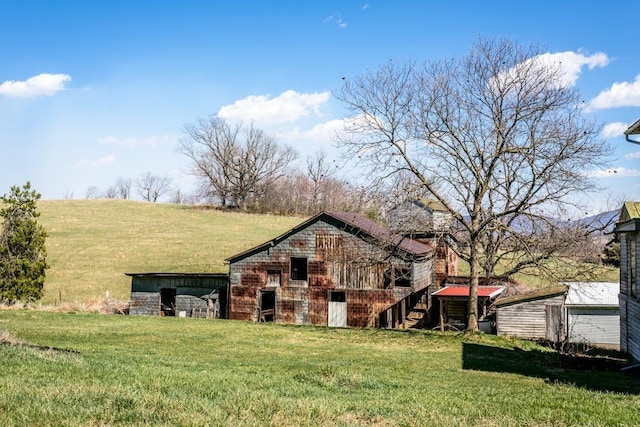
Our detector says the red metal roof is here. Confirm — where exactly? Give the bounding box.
[432,285,505,298]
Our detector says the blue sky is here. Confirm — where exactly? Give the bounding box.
[1,0,638,213]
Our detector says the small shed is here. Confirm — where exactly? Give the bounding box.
[564,282,620,348]
[431,284,505,331]
[495,285,568,341]
[128,273,228,318]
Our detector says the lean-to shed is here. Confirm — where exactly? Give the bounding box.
[128,273,228,318]
[495,285,568,341]
[226,211,434,328]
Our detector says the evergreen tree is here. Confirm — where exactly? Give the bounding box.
[0,182,48,303]
[601,234,620,267]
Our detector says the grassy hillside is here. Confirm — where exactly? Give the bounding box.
[0,311,637,426]
[38,200,301,304]
[36,199,618,306]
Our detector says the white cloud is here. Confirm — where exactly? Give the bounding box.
[324,14,347,29]
[524,51,609,88]
[590,167,640,178]
[92,155,115,166]
[601,122,630,139]
[74,154,116,169]
[217,90,331,125]
[276,118,349,145]
[0,73,71,97]
[98,134,176,147]
[587,74,640,111]
[626,151,640,160]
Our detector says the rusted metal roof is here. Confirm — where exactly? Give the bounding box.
[326,211,431,256]
[432,285,505,298]
[226,211,432,263]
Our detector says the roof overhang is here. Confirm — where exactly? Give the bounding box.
[432,285,505,299]
[624,119,640,145]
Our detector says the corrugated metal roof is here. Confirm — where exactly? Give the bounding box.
[563,282,619,307]
[432,285,505,298]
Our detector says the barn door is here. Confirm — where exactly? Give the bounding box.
[258,290,276,322]
[545,304,563,342]
[160,288,176,316]
[328,291,347,327]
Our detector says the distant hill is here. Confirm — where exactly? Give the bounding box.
[38,200,301,304]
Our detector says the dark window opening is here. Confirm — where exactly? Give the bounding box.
[266,270,281,287]
[329,290,346,302]
[291,257,308,281]
[395,267,412,287]
[160,288,176,316]
[384,266,412,288]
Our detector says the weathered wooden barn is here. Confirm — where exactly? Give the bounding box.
[128,273,228,318]
[226,211,434,328]
[617,201,640,360]
[495,285,568,341]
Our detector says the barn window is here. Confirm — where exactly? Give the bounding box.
[266,270,281,287]
[291,257,308,281]
[384,266,412,288]
[316,234,343,249]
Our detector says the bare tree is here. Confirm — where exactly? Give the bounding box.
[104,186,117,199]
[85,186,100,200]
[335,38,612,331]
[179,117,298,210]
[115,177,132,199]
[136,172,172,202]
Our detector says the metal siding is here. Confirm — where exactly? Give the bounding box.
[129,292,160,316]
[567,308,620,346]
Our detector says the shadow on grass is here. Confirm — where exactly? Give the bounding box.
[462,341,640,394]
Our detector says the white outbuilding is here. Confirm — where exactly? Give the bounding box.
[563,282,620,348]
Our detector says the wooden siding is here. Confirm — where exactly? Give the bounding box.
[228,218,433,327]
[496,294,565,340]
[129,274,228,317]
[620,294,640,360]
[619,224,640,360]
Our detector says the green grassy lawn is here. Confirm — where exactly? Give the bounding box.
[0,311,637,426]
[38,200,301,304]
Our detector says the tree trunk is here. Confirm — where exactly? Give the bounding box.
[467,239,480,332]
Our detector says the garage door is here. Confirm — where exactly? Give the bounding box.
[567,308,619,346]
